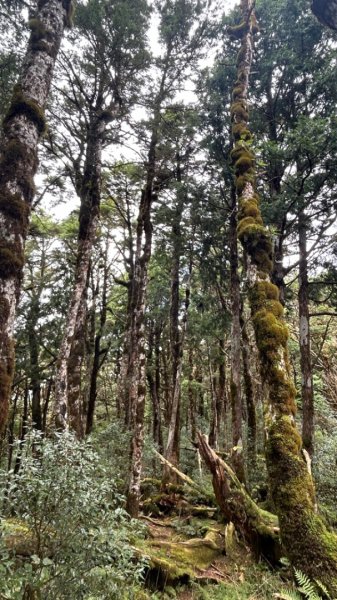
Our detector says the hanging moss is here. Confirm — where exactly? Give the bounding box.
[3,85,46,135]
[253,311,288,351]
[0,139,26,166]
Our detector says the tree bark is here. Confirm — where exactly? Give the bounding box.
[54,112,105,429]
[298,207,314,455]
[147,323,163,451]
[86,236,109,435]
[67,289,86,438]
[0,0,69,433]
[163,261,191,484]
[230,1,337,592]
[240,306,257,466]
[229,187,245,482]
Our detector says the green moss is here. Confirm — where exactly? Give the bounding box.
[237,217,264,239]
[238,199,260,220]
[3,85,46,135]
[137,524,227,586]
[28,17,47,37]
[231,145,253,163]
[235,155,254,176]
[249,281,279,312]
[231,101,249,122]
[236,173,255,194]
[232,122,252,141]
[253,311,288,353]
[232,83,245,100]
[0,243,24,279]
[228,22,249,39]
[0,192,29,225]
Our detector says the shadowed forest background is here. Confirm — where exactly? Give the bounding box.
[1,0,337,598]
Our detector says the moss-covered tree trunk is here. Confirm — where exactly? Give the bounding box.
[229,0,337,592]
[0,0,70,434]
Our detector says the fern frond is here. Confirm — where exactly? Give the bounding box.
[315,579,332,600]
[295,569,321,600]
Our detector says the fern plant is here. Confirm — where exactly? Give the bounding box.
[276,569,336,600]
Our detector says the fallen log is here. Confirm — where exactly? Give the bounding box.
[196,431,282,565]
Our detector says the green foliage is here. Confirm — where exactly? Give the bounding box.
[0,431,147,599]
[278,569,337,600]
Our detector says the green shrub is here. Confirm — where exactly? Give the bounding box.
[0,431,147,599]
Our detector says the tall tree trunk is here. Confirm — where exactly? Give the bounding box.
[86,237,109,435]
[126,116,160,516]
[230,1,337,592]
[67,290,87,438]
[240,306,257,466]
[28,296,42,431]
[0,0,69,433]
[147,323,163,451]
[163,272,191,484]
[229,187,245,482]
[54,112,106,429]
[188,347,197,442]
[162,173,186,483]
[126,52,172,515]
[208,349,218,450]
[298,207,314,455]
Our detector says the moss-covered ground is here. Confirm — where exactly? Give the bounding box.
[135,511,291,599]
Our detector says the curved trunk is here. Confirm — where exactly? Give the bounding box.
[229,0,337,592]
[0,0,69,433]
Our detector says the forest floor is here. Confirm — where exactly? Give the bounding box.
[136,505,290,600]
